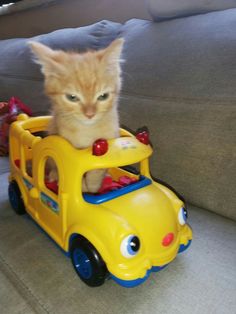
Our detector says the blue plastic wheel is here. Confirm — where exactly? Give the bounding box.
[70,237,107,287]
[8,181,26,215]
[72,248,92,280]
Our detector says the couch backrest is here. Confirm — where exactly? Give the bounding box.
[0,20,122,115]
[148,0,236,21]
[120,9,236,220]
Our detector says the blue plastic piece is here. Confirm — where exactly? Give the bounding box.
[111,240,191,287]
[178,240,192,253]
[83,176,152,204]
[111,265,169,288]
[72,248,92,279]
[152,264,168,272]
[111,269,152,288]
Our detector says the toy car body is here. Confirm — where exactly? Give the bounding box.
[8,114,192,287]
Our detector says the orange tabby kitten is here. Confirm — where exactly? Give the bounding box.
[29,39,124,193]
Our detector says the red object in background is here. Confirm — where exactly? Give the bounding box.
[8,97,32,117]
[45,174,138,195]
[136,130,149,145]
[0,102,8,115]
[45,180,58,194]
[98,175,138,194]
[92,138,109,156]
[0,97,32,156]
[118,176,138,186]
[98,176,122,194]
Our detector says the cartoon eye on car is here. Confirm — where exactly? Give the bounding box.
[8,114,192,288]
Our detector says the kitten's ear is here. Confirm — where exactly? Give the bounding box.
[28,41,66,77]
[99,38,124,65]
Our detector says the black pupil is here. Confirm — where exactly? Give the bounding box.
[130,236,140,252]
[184,208,188,218]
[67,94,77,101]
[99,93,108,100]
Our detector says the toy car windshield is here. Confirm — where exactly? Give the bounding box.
[83,175,152,204]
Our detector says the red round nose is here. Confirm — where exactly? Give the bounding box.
[162,233,174,247]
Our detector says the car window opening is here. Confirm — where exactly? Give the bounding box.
[43,162,149,203]
[83,165,152,204]
[44,157,59,194]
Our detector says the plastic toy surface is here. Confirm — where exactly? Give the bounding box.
[8,114,192,288]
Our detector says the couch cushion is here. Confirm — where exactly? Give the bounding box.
[0,171,235,313]
[121,9,236,101]
[0,20,122,115]
[120,9,236,220]
[147,0,236,21]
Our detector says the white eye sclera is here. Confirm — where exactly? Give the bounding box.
[120,235,140,258]
[178,207,188,225]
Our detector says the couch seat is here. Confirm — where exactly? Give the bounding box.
[0,171,235,314]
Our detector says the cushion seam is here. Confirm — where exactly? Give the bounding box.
[0,253,51,314]
[121,91,236,104]
[0,73,42,82]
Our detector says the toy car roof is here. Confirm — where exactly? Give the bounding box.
[77,136,153,170]
[12,114,153,171]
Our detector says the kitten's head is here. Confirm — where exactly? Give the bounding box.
[29,39,124,125]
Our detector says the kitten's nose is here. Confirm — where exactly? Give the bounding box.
[85,112,95,119]
[83,106,96,119]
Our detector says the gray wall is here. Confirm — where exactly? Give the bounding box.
[0,0,150,39]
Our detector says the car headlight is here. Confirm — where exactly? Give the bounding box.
[120,235,140,258]
[178,207,188,225]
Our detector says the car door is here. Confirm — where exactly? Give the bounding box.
[34,153,64,247]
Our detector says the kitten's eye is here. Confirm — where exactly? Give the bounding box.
[65,94,80,102]
[97,93,109,101]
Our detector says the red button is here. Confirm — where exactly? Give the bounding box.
[162,233,174,246]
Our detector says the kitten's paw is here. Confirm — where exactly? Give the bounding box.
[85,169,106,193]
[82,177,89,193]
[86,182,102,194]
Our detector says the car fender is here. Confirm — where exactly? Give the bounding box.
[64,207,138,267]
[153,181,184,211]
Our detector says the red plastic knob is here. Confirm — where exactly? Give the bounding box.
[92,139,109,156]
[136,130,149,145]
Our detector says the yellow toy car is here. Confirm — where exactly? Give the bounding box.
[8,114,192,287]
